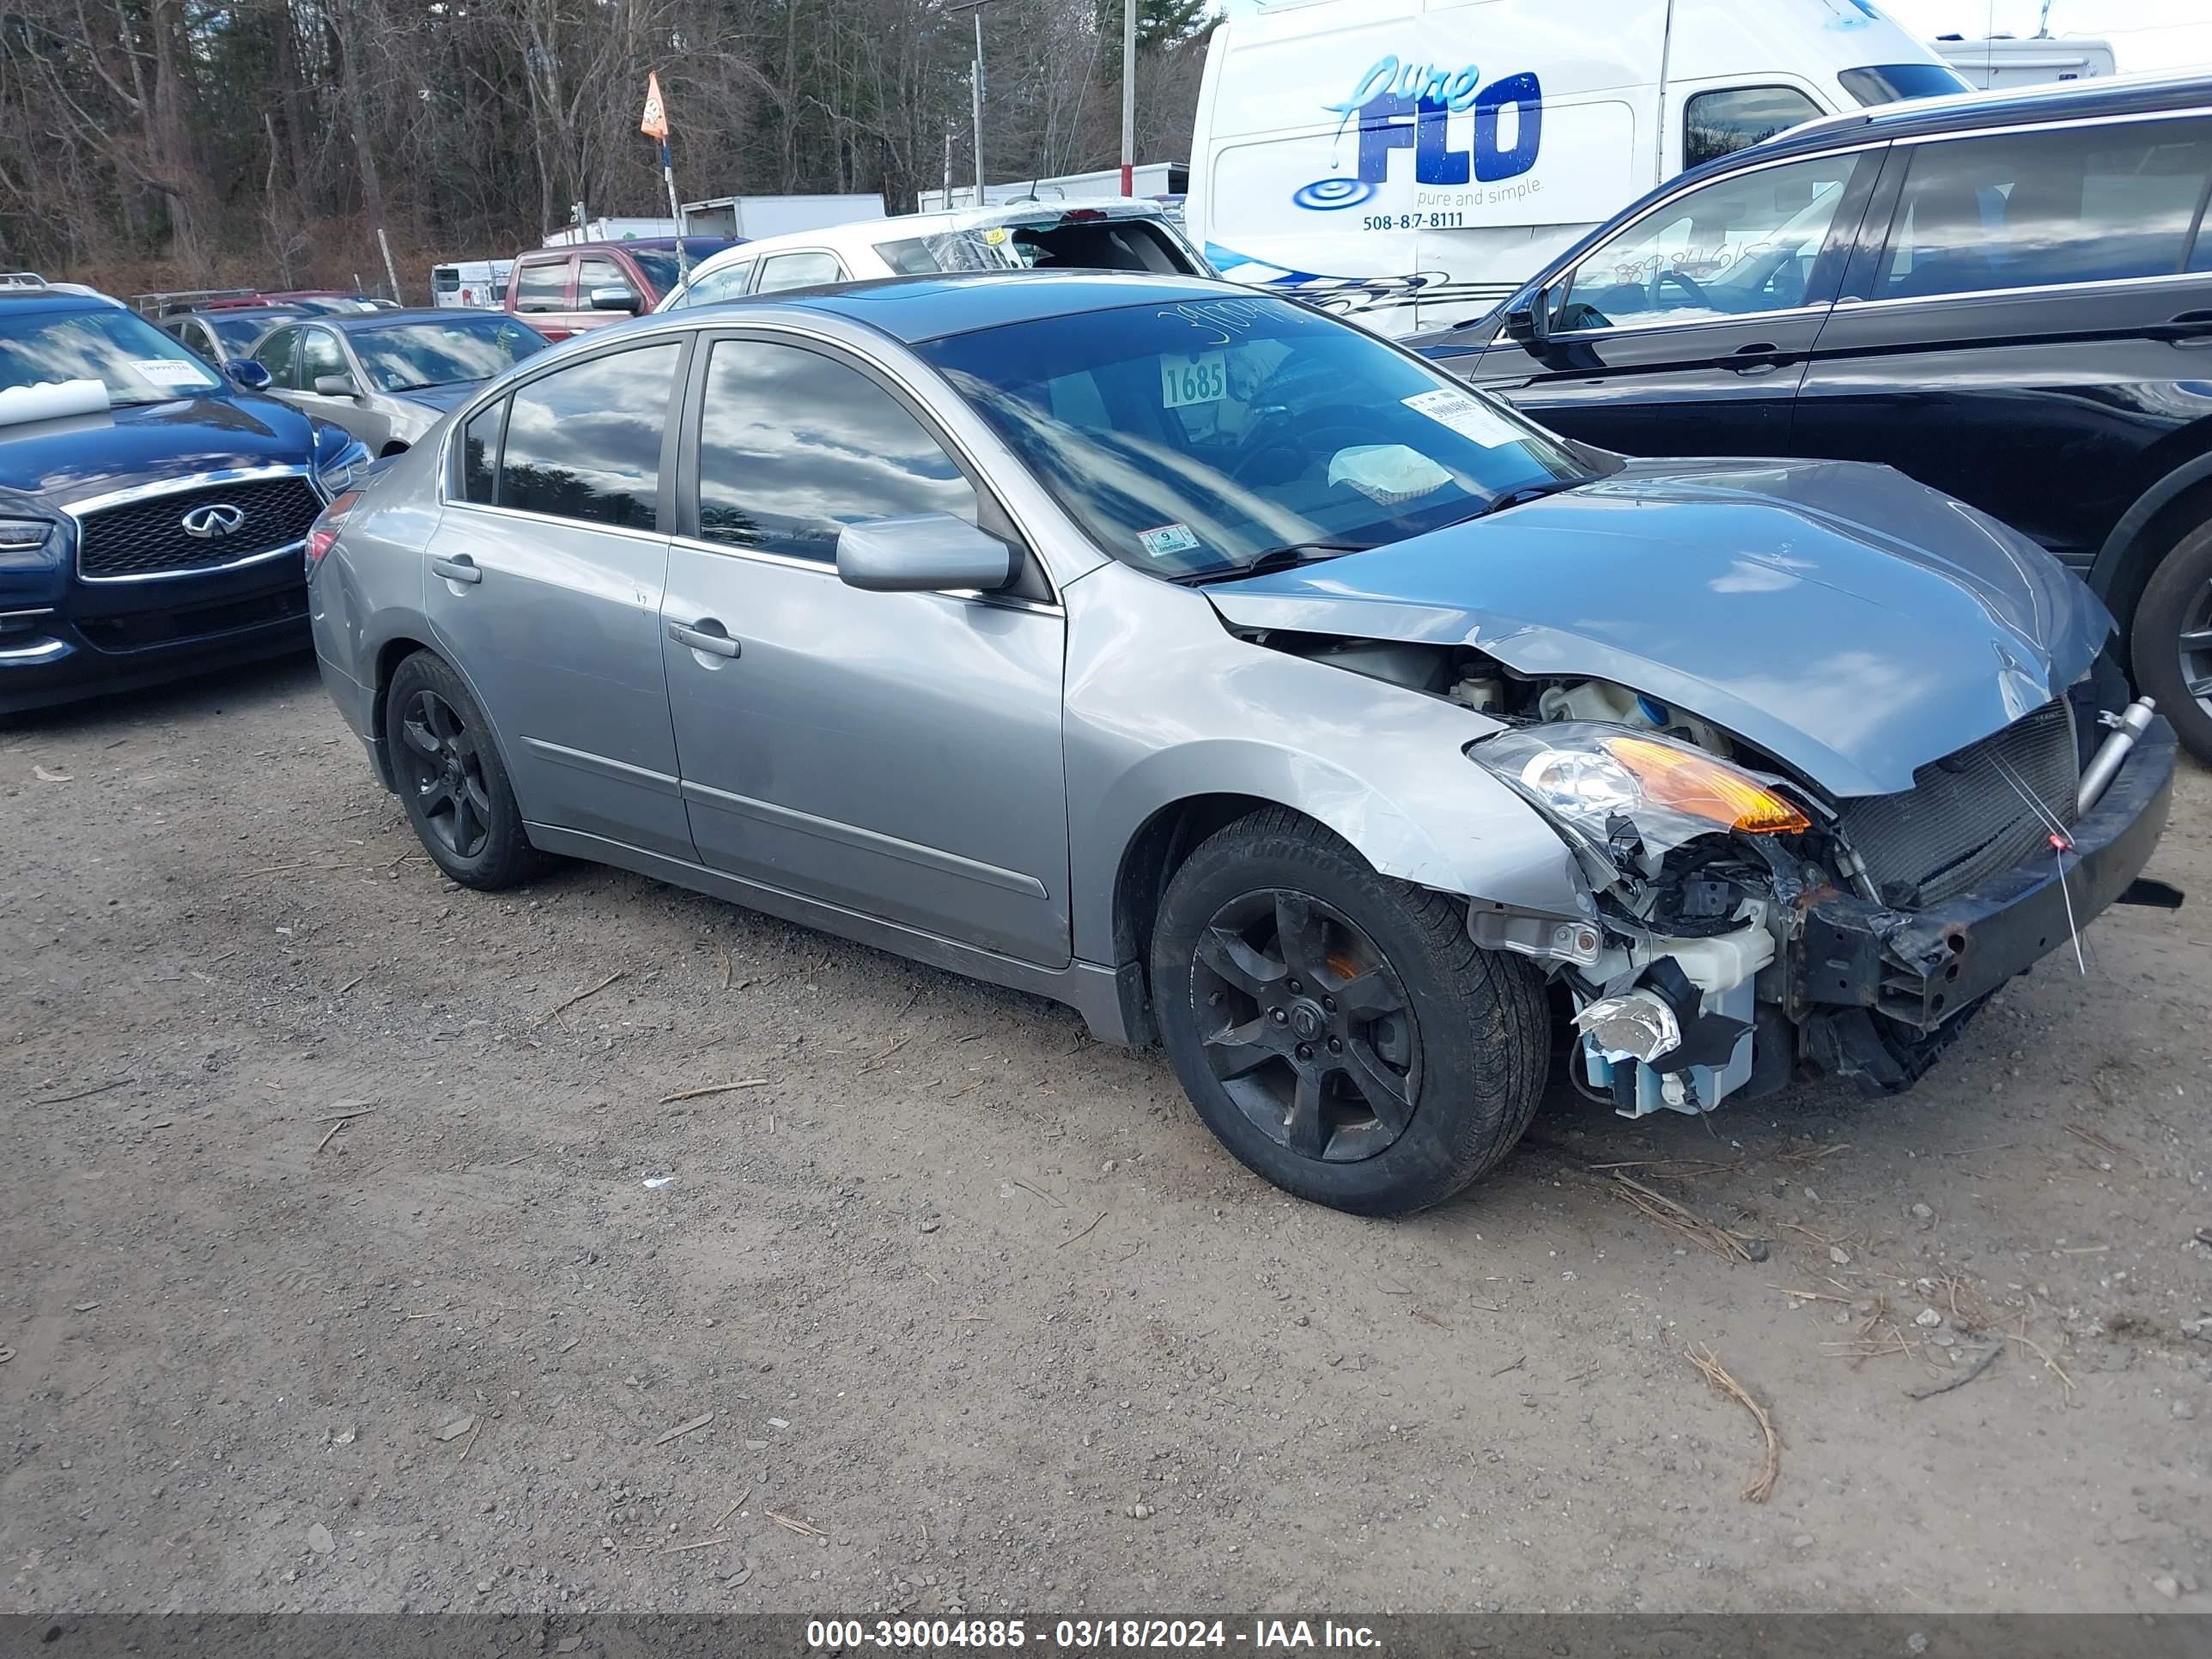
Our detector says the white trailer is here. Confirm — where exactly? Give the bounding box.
[677,194,886,240]
[1930,35,2117,89]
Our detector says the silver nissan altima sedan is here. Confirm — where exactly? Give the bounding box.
[306,272,2177,1216]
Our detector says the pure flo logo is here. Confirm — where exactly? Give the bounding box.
[1294,53,1544,209]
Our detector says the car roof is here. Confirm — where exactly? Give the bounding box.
[751,270,1246,343]
[678,199,1187,288]
[537,238,735,256]
[1750,67,2212,160]
[0,288,123,317]
[317,307,500,330]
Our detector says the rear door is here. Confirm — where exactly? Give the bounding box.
[425,339,696,860]
[1464,144,1877,457]
[1793,111,2212,563]
[509,252,578,338]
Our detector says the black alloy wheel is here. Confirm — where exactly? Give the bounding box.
[1193,889,1423,1164]
[2130,518,2212,764]
[397,688,495,860]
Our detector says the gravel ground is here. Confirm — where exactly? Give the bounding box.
[3,654,2209,1616]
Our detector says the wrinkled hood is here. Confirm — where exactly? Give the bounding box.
[0,393,319,507]
[1205,458,2111,798]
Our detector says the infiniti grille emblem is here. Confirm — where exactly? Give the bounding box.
[180,502,246,540]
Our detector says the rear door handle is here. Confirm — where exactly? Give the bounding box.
[669,619,741,659]
[1722,342,1793,374]
[2147,310,2212,345]
[430,556,482,585]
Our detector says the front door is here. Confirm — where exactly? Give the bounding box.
[1467,146,1876,457]
[660,331,1071,968]
[509,252,577,339]
[425,337,696,860]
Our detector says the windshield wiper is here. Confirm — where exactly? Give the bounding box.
[1452,479,1586,522]
[1175,539,1375,586]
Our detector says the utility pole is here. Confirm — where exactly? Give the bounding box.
[1120,0,1137,195]
[950,0,998,207]
[943,125,953,210]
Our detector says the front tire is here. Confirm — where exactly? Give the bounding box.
[2130,517,2212,764]
[1150,807,1548,1216]
[384,650,544,890]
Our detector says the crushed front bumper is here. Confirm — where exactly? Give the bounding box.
[1791,715,2177,1034]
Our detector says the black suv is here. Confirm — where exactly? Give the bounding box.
[1413,73,2212,762]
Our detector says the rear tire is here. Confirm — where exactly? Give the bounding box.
[1150,806,1549,1216]
[384,650,544,890]
[2129,518,2212,764]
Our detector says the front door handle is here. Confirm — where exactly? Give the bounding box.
[669,619,741,659]
[430,556,482,585]
[2147,310,2212,345]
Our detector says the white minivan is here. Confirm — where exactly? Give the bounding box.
[1188,0,1969,334]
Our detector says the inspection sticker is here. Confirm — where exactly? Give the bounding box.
[1402,387,1522,448]
[1137,522,1202,559]
[131,358,216,388]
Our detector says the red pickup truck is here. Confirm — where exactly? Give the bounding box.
[502,239,737,341]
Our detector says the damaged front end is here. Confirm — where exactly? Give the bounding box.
[1464,683,2180,1119]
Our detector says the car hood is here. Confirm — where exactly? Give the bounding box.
[392,383,478,416]
[0,393,319,508]
[1202,458,2111,798]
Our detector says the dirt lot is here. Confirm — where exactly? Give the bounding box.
[3,654,2209,1616]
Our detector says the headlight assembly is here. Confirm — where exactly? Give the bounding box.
[1472,721,1809,855]
[0,517,57,568]
[317,439,373,497]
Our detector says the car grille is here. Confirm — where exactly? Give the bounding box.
[1836,698,2079,909]
[76,475,323,580]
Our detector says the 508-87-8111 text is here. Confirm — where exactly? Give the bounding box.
[805,1618,1382,1651]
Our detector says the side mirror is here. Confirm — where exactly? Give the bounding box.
[836,514,1015,594]
[225,359,272,391]
[313,373,362,399]
[588,284,642,313]
[1504,286,1553,351]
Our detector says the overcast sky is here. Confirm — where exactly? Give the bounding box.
[1859,2,2212,71]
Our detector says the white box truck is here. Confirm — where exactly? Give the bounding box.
[1188,0,1971,335]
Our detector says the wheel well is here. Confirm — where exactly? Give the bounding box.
[368,636,434,790]
[1110,793,1280,1041]
[2104,471,2212,644]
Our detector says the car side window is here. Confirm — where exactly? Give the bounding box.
[300,328,347,388]
[514,258,570,313]
[252,325,301,388]
[1684,85,1825,171]
[754,251,846,294]
[1553,150,1863,331]
[694,338,977,561]
[577,256,629,301]
[167,319,212,362]
[459,402,502,504]
[680,261,757,307]
[497,343,681,530]
[1875,118,2212,301]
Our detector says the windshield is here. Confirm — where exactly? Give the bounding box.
[877,216,1197,276]
[350,317,548,392]
[918,295,1589,580]
[0,307,222,405]
[1838,63,1971,106]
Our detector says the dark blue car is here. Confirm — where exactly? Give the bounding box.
[0,286,368,712]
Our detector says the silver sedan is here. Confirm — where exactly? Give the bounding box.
[246,308,549,455]
[304,273,2174,1215]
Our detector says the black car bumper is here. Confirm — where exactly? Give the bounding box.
[1792,716,2178,1030]
[0,569,309,714]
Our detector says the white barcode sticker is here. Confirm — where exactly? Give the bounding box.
[1402,387,1522,448]
[132,358,217,388]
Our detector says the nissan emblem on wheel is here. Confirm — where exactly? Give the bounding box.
[307,270,2177,1216]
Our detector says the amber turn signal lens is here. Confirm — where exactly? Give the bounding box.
[1603,735,1811,835]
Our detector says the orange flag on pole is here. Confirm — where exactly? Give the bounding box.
[640,71,669,140]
